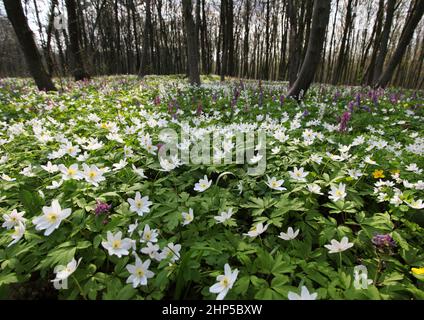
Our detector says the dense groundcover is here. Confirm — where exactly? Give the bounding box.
[0,75,423,300]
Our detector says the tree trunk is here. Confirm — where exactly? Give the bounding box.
[372,0,396,85]
[227,0,234,76]
[243,0,250,78]
[365,0,385,85]
[139,0,153,77]
[287,0,300,86]
[45,0,57,76]
[332,0,353,85]
[65,0,90,81]
[182,0,201,85]
[377,0,424,88]
[3,0,56,91]
[264,0,270,79]
[130,0,141,71]
[220,0,227,81]
[287,0,331,100]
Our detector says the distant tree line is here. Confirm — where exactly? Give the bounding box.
[1,0,423,95]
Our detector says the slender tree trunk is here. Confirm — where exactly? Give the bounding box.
[327,0,339,83]
[200,0,208,73]
[45,0,57,75]
[243,0,250,78]
[182,0,201,85]
[65,0,90,81]
[365,0,385,85]
[279,2,288,80]
[377,0,424,88]
[227,0,234,76]
[220,0,227,81]
[372,0,396,85]
[332,0,353,84]
[264,0,270,79]
[3,0,56,91]
[287,0,331,100]
[287,0,301,86]
[130,0,140,71]
[139,0,153,76]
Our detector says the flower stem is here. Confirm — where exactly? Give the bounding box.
[72,275,87,300]
[353,163,368,187]
[374,255,381,285]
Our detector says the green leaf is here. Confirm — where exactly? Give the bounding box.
[0,272,18,286]
[254,288,274,300]
[271,275,289,288]
[234,276,250,295]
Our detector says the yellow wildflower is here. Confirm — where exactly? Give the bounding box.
[411,267,424,275]
[372,170,385,179]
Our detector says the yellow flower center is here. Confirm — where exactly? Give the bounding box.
[112,240,121,249]
[68,168,76,175]
[145,231,151,240]
[220,276,230,288]
[136,268,145,277]
[47,213,58,222]
[89,171,97,178]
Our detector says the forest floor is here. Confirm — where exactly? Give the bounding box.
[0,75,423,300]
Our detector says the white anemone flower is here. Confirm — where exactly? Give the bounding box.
[126,257,155,288]
[209,264,239,300]
[278,227,299,241]
[51,258,82,290]
[101,231,133,257]
[324,236,354,254]
[194,175,212,192]
[128,192,152,216]
[288,286,317,300]
[32,200,72,236]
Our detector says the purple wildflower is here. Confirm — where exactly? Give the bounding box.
[390,94,398,105]
[356,93,361,107]
[362,105,371,112]
[280,95,285,106]
[196,102,203,116]
[258,90,263,107]
[372,234,396,250]
[212,92,217,102]
[333,91,341,102]
[154,96,161,105]
[339,111,351,133]
[168,100,174,114]
[348,101,355,113]
[239,80,245,91]
[94,200,112,216]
